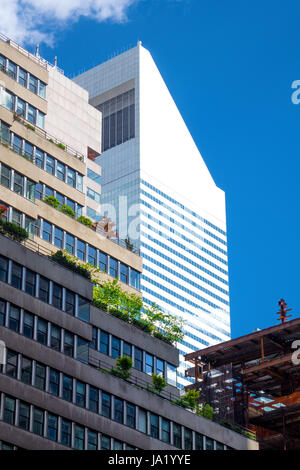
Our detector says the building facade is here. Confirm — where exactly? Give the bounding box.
[0,33,258,451]
[73,43,231,388]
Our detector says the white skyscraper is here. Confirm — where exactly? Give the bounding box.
[74,43,231,388]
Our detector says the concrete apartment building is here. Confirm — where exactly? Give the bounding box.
[0,33,257,450]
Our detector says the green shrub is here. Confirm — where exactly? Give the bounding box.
[77,215,93,227]
[0,219,29,242]
[43,196,60,209]
[174,389,200,410]
[150,374,167,394]
[60,204,75,218]
[26,124,35,131]
[49,250,91,279]
[56,142,66,150]
[111,356,133,380]
[196,403,214,420]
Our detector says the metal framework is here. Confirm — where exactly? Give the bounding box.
[184,316,300,449]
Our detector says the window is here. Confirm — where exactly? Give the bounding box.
[52,283,62,310]
[66,198,75,212]
[62,375,73,402]
[26,179,35,203]
[23,312,34,338]
[3,396,16,425]
[65,234,75,255]
[167,363,177,387]
[76,381,86,407]
[38,82,46,99]
[35,363,46,390]
[156,359,164,377]
[114,440,123,450]
[0,255,8,282]
[54,227,63,249]
[13,172,23,196]
[216,441,225,450]
[87,168,101,185]
[76,239,85,261]
[0,163,10,188]
[35,182,43,200]
[123,342,132,359]
[18,68,27,87]
[50,325,61,351]
[21,356,32,384]
[56,161,65,181]
[47,414,58,441]
[101,435,111,450]
[49,368,60,396]
[137,408,147,433]
[37,110,45,129]
[11,262,22,289]
[89,386,99,413]
[45,185,54,199]
[114,398,123,423]
[74,425,85,450]
[67,168,75,187]
[6,350,18,378]
[99,251,107,272]
[100,331,109,355]
[12,134,22,153]
[126,403,135,429]
[0,299,6,326]
[18,402,30,430]
[145,353,154,375]
[76,173,83,192]
[88,246,96,266]
[16,98,25,117]
[134,348,143,372]
[27,104,36,124]
[120,263,128,284]
[65,290,75,316]
[9,306,20,332]
[87,187,101,203]
[35,148,44,169]
[173,423,182,449]
[33,407,44,436]
[29,75,38,94]
[184,428,193,450]
[36,318,48,345]
[7,61,17,79]
[111,336,121,359]
[2,89,14,111]
[42,221,52,243]
[64,331,74,357]
[90,327,98,350]
[109,257,118,278]
[130,269,140,290]
[162,419,170,443]
[195,433,204,450]
[46,155,54,175]
[61,419,72,447]
[102,392,111,418]
[78,296,90,322]
[77,338,88,366]
[56,192,64,205]
[87,430,98,450]
[150,413,159,439]
[205,437,214,450]
[25,269,36,296]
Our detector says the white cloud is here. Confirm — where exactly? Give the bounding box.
[0,0,138,46]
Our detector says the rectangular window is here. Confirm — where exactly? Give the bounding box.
[150,413,159,439]
[61,419,72,447]
[77,337,89,363]
[114,440,123,450]
[7,61,17,79]
[100,331,109,355]
[0,299,6,326]
[89,386,99,413]
[102,392,111,418]
[52,283,62,310]
[111,336,121,359]
[162,419,170,443]
[23,311,34,338]
[99,251,107,272]
[38,82,46,99]
[76,381,86,407]
[78,296,90,322]
[21,356,32,384]
[123,342,132,359]
[130,269,140,290]
[109,258,118,278]
[145,353,154,375]
[33,407,44,436]
[37,318,48,345]
[29,75,38,94]
[87,168,101,185]
[74,425,85,450]
[64,331,74,357]
[184,428,193,450]
[137,408,147,433]
[195,433,204,450]
[88,246,96,266]
[205,437,214,450]
[0,255,8,282]
[18,68,27,87]
[3,396,16,425]
[76,173,83,192]
[101,435,111,450]
[87,430,98,450]
[50,325,61,351]
[18,402,30,430]
[67,168,75,187]
[65,290,75,316]
[16,97,25,117]
[156,358,164,377]
[216,441,225,450]
[76,239,85,261]
[90,327,98,350]
[0,163,10,188]
[6,350,18,378]
[25,269,36,296]
[45,155,54,175]
[126,403,135,429]
[54,227,63,249]
[9,306,20,332]
[49,368,60,396]
[24,141,34,161]
[47,414,58,441]
[37,111,45,129]
[65,233,75,255]
[26,178,35,201]
[120,263,128,284]
[86,187,101,203]
[13,172,23,196]
[35,148,44,168]
[35,363,46,390]
[27,104,36,124]
[167,363,177,387]
[66,198,75,212]
[134,347,143,372]
[42,220,52,243]
[0,119,10,145]
[173,423,182,449]
[114,398,123,423]
[11,262,22,289]
[62,375,73,402]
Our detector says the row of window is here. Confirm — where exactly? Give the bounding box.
[0,53,46,98]
[0,87,45,129]
[0,120,84,191]
[87,168,101,186]
[0,255,91,322]
[90,327,177,386]
[35,182,83,217]
[0,203,37,239]
[0,300,89,363]
[0,162,35,202]
[0,393,135,450]
[1,353,228,450]
[38,217,141,290]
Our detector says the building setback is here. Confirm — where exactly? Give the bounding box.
[73,42,231,389]
[0,33,257,450]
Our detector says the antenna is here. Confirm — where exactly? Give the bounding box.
[35,44,40,57]
[54,56,57,68]
[277,299,292,324]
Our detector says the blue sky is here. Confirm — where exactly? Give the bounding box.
[6,0,300,339]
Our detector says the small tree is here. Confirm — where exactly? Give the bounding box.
[150,374,167,394]
[196,403,214,420]
[93,279,122,313]
[111,356,133,380]
[174,389,200,410]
